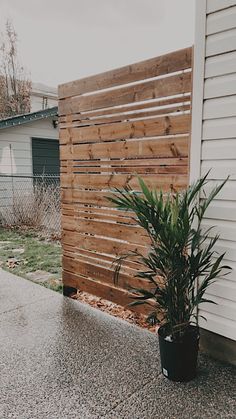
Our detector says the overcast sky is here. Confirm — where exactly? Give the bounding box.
[0,0,195,88]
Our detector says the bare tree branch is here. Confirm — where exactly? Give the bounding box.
[0,19,32,118]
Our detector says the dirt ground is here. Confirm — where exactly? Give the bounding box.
[74,291,157,333]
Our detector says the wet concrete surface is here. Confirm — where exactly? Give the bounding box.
[0,268,235,418]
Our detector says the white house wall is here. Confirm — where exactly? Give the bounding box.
[191,0,236,340]
[30,95,58,112]
[0,118,58,176]
[0,118,58,215]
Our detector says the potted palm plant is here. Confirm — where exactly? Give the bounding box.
[108,174,230,382]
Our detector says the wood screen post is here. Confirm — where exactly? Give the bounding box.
[63,285,77,297]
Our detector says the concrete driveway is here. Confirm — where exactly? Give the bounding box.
[0,268,235,418]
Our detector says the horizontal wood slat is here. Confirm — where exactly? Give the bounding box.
[63,246,145,273]
[62,271,153,315]
[61,176,187,206]
[62,217,150,244]
[59,94,191,124]
[59,47,192,99]
[61,173,187,190]
[61,202,134,218]
[63,157,188,166]
[62,231,147,256]
[59,72,192,115]
[62,208,137,226]
[63,256,151,291]
[61,189,114,207]
[60,137,189,160]
[61,165,188,175]
[59,47,192,311]
[59,104,190,129]
[60,114,191,144]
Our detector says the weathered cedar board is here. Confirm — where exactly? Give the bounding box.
[59,47,192,313]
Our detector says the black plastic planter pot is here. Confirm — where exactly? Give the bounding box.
[158,325,199,382]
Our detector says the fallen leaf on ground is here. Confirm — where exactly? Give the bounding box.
[7,257,20,269]
[75,290,157,333]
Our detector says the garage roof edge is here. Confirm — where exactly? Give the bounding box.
[0,106,58,130]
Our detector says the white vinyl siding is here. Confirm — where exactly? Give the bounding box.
[206,5,236,35]
[0,118,58,213]
[206,28,236,56]
[207,0,236,13]
[0,119,58,176]
[191,0,236,340]
[205,50,236,77]
[203,96,236,119]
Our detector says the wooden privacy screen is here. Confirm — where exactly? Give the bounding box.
[59,47,192,313]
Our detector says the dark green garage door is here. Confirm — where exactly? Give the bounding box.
[32,138,59,175]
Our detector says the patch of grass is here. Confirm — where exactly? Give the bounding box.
[0,227,62,292]
[0,227,37,242]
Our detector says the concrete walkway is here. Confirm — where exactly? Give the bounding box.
[0,269,235,419]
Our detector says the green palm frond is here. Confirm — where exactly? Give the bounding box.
[107,175,231,338]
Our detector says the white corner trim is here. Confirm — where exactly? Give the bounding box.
[190,0,207,184]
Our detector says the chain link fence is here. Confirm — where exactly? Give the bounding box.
[0,174,61,239]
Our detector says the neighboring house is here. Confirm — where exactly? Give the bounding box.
[0,78,58,117]
[0,106,59,213]
[191,0,236,363]
[0,83,58,176]
[0,106,59,176]
[30,82,58,112]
